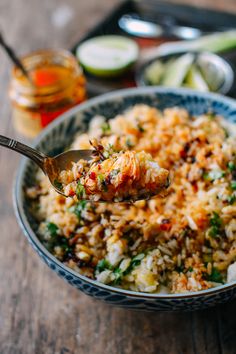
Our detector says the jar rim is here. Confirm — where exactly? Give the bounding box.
[10,48,82,96]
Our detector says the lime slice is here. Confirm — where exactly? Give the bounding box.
[185,64,209,91]
[76,35,139,78]
[161,53,194,87]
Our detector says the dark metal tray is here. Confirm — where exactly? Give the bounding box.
[71,0,236,97]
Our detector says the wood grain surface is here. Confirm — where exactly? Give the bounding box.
[0,1,236,353]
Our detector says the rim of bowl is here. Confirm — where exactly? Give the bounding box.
[136,51,235,95]
[14,86,236,299]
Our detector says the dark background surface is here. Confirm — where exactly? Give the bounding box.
[0,0,236,353]
[72,0,236,97]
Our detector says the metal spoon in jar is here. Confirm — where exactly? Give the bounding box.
[0,31,34,85]
[0,134,91,196]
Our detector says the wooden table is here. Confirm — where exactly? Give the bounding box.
[0,0,236,353]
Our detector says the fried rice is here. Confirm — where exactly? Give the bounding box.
[57,139,169,202]
[26,104,236,294]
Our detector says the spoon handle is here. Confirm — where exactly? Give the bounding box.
[0,135,46,169]
[0,32,33,84]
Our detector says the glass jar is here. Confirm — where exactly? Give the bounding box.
[9,49,86,138]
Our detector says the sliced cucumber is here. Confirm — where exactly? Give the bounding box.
[185,65,209,91]
[145,60,165,85]
[161,53,194,87]
[76,35,139,78]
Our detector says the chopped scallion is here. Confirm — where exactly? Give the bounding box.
[101,122,111,135]
[208,212,223,237]
[228,161,236,172]
[46,222,59,237]
[54,179,63,190]
[69,200,87,219]
[205,267,223,283]
[96,259,112,272]
[227,195,236,204]
[231,181,236,190]
[76,182,85,199]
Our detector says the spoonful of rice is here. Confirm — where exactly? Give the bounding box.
[0,135,170,202]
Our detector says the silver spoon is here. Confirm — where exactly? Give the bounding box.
[0,135,91,196]
[119,14,203,40]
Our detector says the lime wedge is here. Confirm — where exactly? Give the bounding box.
[76,35,139,78]
[185,64,209,91]
[161,53,194,87]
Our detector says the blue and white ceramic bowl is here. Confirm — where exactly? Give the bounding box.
[14,87,236,312]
